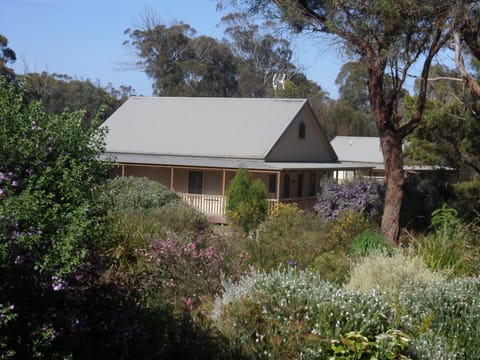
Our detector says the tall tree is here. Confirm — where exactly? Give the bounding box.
[222,12,295,97]
[124,19,238,96]
[453,2,480,97]
[221,0,454,244]
[0,34,16,81]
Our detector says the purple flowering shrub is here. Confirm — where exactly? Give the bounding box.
[314,177,384,222]
[137,231,250,312]
[0,78,110,357]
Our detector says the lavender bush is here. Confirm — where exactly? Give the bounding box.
[314,177,384,222]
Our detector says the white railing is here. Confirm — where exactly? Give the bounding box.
[179,193,226,216]
[179,193,279,218]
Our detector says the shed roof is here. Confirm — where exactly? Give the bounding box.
[330,136,384,165]
[101,96,309,159]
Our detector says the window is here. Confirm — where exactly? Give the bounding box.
[309,173,316,196]
[283,174,290,198]
[269,174,276,194]
[298,121,306,139]
[297,174,304,198]
[188,171,203,194]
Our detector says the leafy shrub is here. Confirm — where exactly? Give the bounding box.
[345,250,444,298]
[328,210,371,252]
[314,177,384,222]
[399,277,480,359]
[401,174,454,231]
[415,204,480,276]
[451,180,480,221]
[309,251,351,285]
[101,176,179,212]
[350,229,389,257]
[138,231,250,312]
[211,269,398,359]
[226,168,268,233]
[247,203,329,270]
[0,78,110,357]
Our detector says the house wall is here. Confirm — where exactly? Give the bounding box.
[266,109,336,162]
[123,165,171,185]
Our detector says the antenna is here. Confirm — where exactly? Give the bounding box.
[272,72,286,97]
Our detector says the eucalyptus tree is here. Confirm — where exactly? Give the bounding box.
[453,1,480,97]
[0,34,16,81]
[124,20,238,96]
[219,0,455,244]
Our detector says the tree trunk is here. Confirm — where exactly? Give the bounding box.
[380,131,405,246]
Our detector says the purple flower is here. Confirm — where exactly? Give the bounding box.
[14,255,25,265]
[11,180,19,188]
[287,259,298,267]
[52,275,69,291]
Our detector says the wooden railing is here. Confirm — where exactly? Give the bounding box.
[178,193,316,222]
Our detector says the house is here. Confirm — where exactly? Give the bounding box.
[330,136,457,182]
[100,97,373,222]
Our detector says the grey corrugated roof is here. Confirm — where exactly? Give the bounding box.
[330,136,384,165]
[101,96,308,159]
[102,152,374,171]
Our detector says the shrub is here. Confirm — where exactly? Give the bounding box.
[101,176,179,212]
[0,78,117,358]
[226,168,268,233]
[308,251,351,285]
[350,229,390,257]
[138,231,250,312]
[451,180,480,221]
[314,177,384,222]
[344,250,444,298]
[328,210,371,252]
[211,269,398,359]
[247,203,329,270]
[415,204,480,276]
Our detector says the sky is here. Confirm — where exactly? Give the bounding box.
[2,0,347,98]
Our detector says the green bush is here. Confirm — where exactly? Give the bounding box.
[308,251,351,285]
[451,180,480,221]
[247,203,329,270]
[226,168,268,233]
[415,204,480,276]
[328,210,371,252]
[101,176,179,212]
[350,229,390,257]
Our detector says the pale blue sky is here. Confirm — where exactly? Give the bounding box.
[2,0,344,98]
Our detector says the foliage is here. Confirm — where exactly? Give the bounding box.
[314,177,384,222]
[309,251,351,285]
[327,210,372,252]
[405,92,480,180]
[400,172,454,231]
[451,179,480,221]
[0,34,16,81]
[137,231,250,312]
[211,265,480,359]
[226,168,268,233]
[345,250,445,298]
[350,229,389,257]
[211,269,398,359]
[414,204,480,276]
[100,176,179,212]
[0,77,110,357]
[22,72,130,126]
[246,203,330,270]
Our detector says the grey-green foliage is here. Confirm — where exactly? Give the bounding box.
[101,176,179,212]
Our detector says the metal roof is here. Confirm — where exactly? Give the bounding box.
[102,152,374,172]
[330,136,384,165]
[101,96,308,159]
